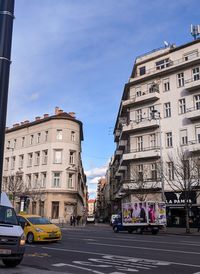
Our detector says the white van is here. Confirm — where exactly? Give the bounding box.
[0,192,26,267]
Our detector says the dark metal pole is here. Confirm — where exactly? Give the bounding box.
[0,0,15,194]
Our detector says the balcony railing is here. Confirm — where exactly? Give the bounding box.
[185,77,200,91]
[188,139,200,153]
[186,106,200,120]
[122,117,159,134]
[121,146,160,162]
[122,90,160,108]
[134,51,200,79]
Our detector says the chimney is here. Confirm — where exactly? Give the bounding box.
[55,106,59,115]
[43,114,49,118]
[20,122,25,125]
[58,109,63,114]
[68,112,76,118]
[35,116,40,121]
[13,123,19,127]
[24,120,30,124]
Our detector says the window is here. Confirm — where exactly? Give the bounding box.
[4,158,9,170]
[51,202,59,219]
[28,153,33,166]
[7,140,10,149]
[150,134,156,148]
[68,173,74,189]
[19,155,24,168]
[13,139,17,149]
[56,129,63,140]
[52,172,61,188]
[54,150,62,164]
[42,150,48,165]
[26,174,31,188]
[39,201,45,217]
[149,106,155,118]
[166,132,173,147]
[164,102,171,118]
[135,86,142,97]
[149,83,159,93]
[180,129,188,145]
[41,172,46,188]
[71,131,75,142]
[137,136,143,151]
[37,133,41,143]
[179,99,186,114]
[69,151,75,164]
[21,137,25,147]
[30,135,34,145]
[194,95,200,110]
[156,58,170,70]
[183,160,190,180]
[136,109,142,122]
[11,156,15,170]
[35,151,40,165]
[151,163,157,180]
[167,162,174,180]
[177,72,184,87]
[33,173,39,188]
[44,131,48,142]
[138,165,143,181]
[163,78,170,91]
[192,67,200,81]
[196,127,200,143]
[139,66,146,76]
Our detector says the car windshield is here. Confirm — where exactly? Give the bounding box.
[0,205,18,225]
[27,217,51,225]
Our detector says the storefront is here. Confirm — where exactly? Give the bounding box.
[165,191,200,227]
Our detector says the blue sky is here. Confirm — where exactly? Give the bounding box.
[7,0,200,198]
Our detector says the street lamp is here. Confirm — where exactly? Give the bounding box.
[151,110,165,201]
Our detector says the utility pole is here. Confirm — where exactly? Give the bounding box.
[0,0,15,194]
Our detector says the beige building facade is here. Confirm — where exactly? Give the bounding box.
[3,107,87,223]
[111,39,200,226]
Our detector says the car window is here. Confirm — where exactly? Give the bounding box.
[0,205,18,225]
[27,217,51,225]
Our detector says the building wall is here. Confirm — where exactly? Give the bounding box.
[3,109,87,223]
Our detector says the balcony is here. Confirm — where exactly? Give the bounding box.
[132,50,200,81]
[122,180,161,191]
[186,107,200,121]
[122,118,159,135]
[114,129,121,142]
[122,91,160,108]
[117,140,127,150]
[185,77,200,92]
[121,146,160,163]
[188,140,200,153]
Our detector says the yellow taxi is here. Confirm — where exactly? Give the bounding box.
[17,214,62,244]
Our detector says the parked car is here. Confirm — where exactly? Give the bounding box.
[97,217,104,223]
[86,215,95,224]
[17,214,62,244]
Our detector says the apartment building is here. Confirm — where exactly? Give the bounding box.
[111,39,200,227]
[96,177,111,221]
[2,107,87,223]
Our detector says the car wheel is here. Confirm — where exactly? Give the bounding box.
[27,232,34,244]
[113,226,119,233]
[2,257,23,267]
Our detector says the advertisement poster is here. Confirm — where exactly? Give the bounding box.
[157,202,167,225]
[122,202,147,226]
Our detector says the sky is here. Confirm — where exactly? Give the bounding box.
[7,0,200,198]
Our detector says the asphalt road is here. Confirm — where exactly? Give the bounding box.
[1,224,200,274]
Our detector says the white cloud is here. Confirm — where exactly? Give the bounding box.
[85,166,107,179]
[29,92,40,101]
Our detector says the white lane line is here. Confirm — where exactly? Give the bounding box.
[52,263,67,267]
[89,242,200,256]
[64,234,200,247]
[42,246,200,269]
[52,262,105,274]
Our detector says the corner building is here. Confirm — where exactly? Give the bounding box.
[3,107,87,223]
[112,39,200,226]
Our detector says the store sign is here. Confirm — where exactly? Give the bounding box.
[165,191,196,205]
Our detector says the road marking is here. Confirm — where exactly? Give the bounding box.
[42,246,200,269]
[52,263,68,267]
[52,262,105,274]
[89,242,200,256]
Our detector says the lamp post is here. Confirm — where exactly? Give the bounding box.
[151,110,165,201]
[0,0,15,194]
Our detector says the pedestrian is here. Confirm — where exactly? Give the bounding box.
[70,215,73,226]
[72,215,76,226]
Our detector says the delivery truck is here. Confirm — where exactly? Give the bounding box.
[0,192,26,267]
[112,201,166,235]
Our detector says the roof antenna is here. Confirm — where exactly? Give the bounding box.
[191,24,200,40]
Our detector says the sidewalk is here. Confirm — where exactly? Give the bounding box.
[160,226,200,236]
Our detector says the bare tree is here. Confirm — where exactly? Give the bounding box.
[164,148,200,233]
[123,162,162,201]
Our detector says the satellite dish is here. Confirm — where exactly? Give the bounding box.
[164,41,169,47]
